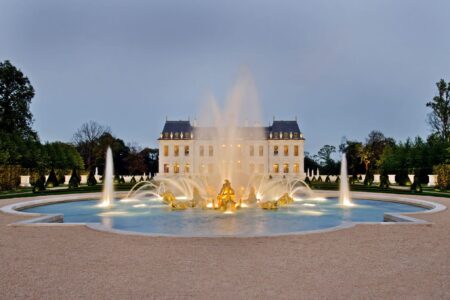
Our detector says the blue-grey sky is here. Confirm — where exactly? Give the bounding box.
[1,0,450,155]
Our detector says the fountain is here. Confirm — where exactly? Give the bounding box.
[100,147,114,207]
[339,153,353,206]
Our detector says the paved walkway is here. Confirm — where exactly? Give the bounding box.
[0,193,449,299]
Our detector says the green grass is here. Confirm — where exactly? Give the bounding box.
[2,182,450,200]
[0,184,136,200]
[310,182,450,198]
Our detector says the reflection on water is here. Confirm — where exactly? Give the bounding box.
[23,198,425,237]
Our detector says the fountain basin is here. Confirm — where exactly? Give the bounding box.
[2,192,445,237]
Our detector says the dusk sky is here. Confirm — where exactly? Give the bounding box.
[1,0,450,155]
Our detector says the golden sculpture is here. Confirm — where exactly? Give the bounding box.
[161,181,294,212]
[162,191,193,210]
[276,193,294,206]
[259,201,278,210]
[217,179,237,211]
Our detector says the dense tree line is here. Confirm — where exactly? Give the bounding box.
[0,60,158,191]
[310,79,450,190]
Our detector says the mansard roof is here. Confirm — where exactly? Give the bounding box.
[159,119,304,140]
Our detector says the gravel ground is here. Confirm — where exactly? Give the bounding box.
[0,193,449,299]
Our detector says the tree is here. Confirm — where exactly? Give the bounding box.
[317,145,336,165]
[73,121,110,171]
[427,79,450,141]
[0,60,36,139]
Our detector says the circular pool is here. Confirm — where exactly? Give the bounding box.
[19,197,428,237]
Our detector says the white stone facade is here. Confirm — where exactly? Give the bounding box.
[157,120,306,178]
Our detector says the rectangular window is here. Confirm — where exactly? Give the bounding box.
[164,163,170,173]
[294,145,299,156]
[249,145,255,156]
[273,164,279,173]
[259,145,264,156]
[208,164,213,173]
[209,145,214,156]
[293,163,299,174]
[174,145,179,157]
[283,163,289,173]
[184,164,190,173]
[274,145,279,156]
[163,145,169,157]
[185,145,190,156]
[284,145,289,156]
[200,145,204,156]
[174,163,180,174]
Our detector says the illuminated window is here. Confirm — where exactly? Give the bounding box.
[273,164,279,173]
[174,163,180,174]
[200,145,204,156]
[259,145,264,156]
[209,145,214,156]
[274,146,279,156]
[283,163,289,173]
[163,145,169,157]
[164,164,170,173]
[185,145,189,156]
[284,145,289,156]
[174,132,179,139]
[208,164,213,173]
[174,145,179,156]
[249,145,255,156]
[294,145,299,156]
[283,132,289,139]
[249,163,255,173]
[293,163,299,174]
[184,164,190,173]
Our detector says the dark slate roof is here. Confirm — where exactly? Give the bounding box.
[269,121,301,133]
[160,120,304,140]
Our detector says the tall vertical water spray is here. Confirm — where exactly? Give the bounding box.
[339,153,353,206]
[100,147,114,207]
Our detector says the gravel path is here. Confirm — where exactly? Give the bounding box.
[0,193,449,299]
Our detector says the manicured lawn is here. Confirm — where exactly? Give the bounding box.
[0,184,136,200]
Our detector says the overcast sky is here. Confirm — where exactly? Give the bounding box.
[1,0,450,154]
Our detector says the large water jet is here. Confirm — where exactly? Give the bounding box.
[339,153,353,206]
[100,147,114,207]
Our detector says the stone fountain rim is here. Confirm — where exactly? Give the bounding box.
[0,191,446,238]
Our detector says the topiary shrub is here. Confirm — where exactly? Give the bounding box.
[139,176,144,182]
[410,175,422,193]
[335,176,340,184]
[130,176,137,184]
[379,173,389,189]
[364,171,374,186]
[317,176,323,183]
[395,170,410,186]
[87,170,97,186]
[32,173,46,193]
[325,175,331,183]
[68,168,80,189]
[311,176,317,182]
[114,175,120,184]
[119,176,125,184]
[304,177,311,186]
[46,168,59,188]
[358,175,363,181]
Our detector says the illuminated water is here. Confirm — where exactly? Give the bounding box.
[23,198,425,237]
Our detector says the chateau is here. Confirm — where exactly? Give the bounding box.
[158,119,305,178]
